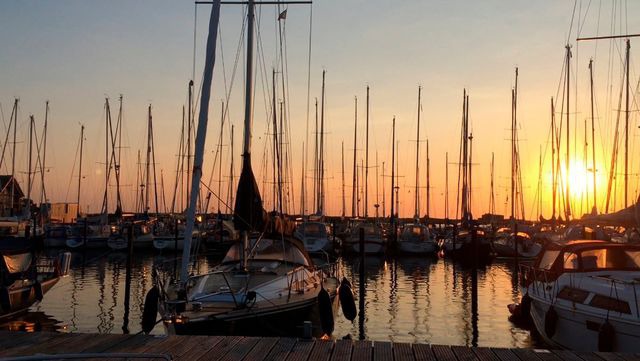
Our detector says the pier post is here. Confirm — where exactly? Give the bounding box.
[358,227,365,340]
[471,226,479,346]
[122,223,134,334]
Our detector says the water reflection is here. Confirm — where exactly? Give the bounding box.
[4,250,542,347]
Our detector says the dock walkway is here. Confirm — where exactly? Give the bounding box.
[0,332,639,361]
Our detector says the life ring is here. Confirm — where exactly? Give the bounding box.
[598,321,615,352]
[544,305,558,338]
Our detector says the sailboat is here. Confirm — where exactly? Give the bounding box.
[296,71,334,254]
[398,86,437,255]
[155,1,338,337]
[343,86,386,254]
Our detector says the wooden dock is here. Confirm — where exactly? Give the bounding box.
[0,331,639,361]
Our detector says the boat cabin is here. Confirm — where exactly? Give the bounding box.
[534,240,640,273]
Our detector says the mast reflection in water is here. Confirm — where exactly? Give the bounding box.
[2,250,542,348]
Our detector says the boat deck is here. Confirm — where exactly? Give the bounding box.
[0,331,639,360]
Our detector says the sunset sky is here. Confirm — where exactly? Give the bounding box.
[1,0,639,220]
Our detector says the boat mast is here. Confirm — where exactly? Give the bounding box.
[341,141,346,218]
[187,80,193,212]
[426,139,430,220]
[489,152,495,217]
[551,97,557,221]
[564,45,572,221]
[589,59,597,214]
[364,85,370,219]
[180,1,221,285]
[27,115,34,207]
[351,96,358,217]
[145,105,152,214]
[414,86,421,219]
[445,152,449,221]
[624,39,630,208]
[382,161,386,218]
[390,116,396,231]
[40,101,49,205]
[319,70,326,215]
[77,125,84,219]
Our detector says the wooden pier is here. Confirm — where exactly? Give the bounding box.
[0,331,639,361]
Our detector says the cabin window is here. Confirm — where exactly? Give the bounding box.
[563,252,579,270]
[581,249,607,270]
[538,250,560,270]
[557,286,589,303]
[589,294,631,314]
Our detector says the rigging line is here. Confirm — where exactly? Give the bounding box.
[577,0,593,38]
[303,3,313,215]
[193,4,198,84]
[65,126,82,203]
[566,0,578,46]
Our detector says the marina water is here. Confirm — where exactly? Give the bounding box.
[1,250,542,348]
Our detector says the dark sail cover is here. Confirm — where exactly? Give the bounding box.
[234,155,264,231]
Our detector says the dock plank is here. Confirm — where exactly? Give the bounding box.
[453,345,479,361]
[413,343,437,361]
[264,337,297,361]
[511,348,542,361]
[432,345,457,361]
[1,331,639,361]
[308,339,334,361]
[572,352,606,361]
[243,337,280,361]
[220,336,260,361]
[373,341,393,361]
[472,347,501,361]
[394,342,415,361]
[197,335,243,360]
[595,352,627,361]
[351,340,372,361]
[551,350,590,361]
[490,348,521,361]
[330,339,353,361]
[286,339,315,361]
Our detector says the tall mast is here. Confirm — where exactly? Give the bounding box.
[313,98,318,211]
[180,1,221,284]
[624,39,630,208]
[382,161,386,218]
[364,85,370,218]
[445,152,449,220]
[511,87,516,222]
[228,124,234,209]
[145,105,152,213]
[272,70,279,212]
[217,101,225,213]
[490,152,495,216]
[375,151,379,218]
[390,116,396,228]
[414,86,421,219]
[341,141,346,218]
[40,101,49,204]
[589,59,597,214]
[551,97,557,220]
[77,125,84,219]
[27,115,34,206]
[351,96,358,217]
[426,139,430,219]
[319,70,326,215]
[565,44,572,220]
[102,98,110,217]
[187,80,194,211]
